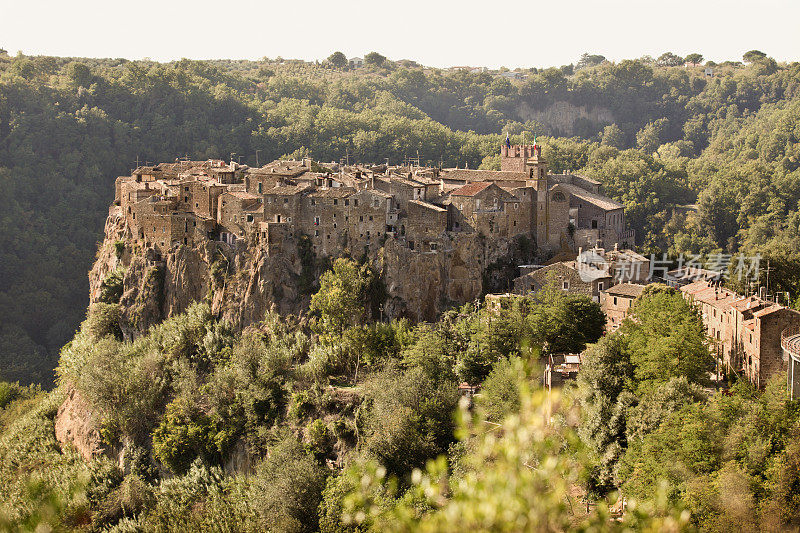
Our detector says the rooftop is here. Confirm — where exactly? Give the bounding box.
[450,181,493,197]
[604,283,646,298]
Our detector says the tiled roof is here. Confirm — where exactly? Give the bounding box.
[692,286,738,308]
[228,191,261,200]
[308,187,356,198]
[409,199,447,212]
[441,169,527,182]
[266,184,310,195]
[557,183,624,211]
[730,296,765,312]
[680,280,712,295]
[605,283,646,298]
[450,181,493,197]
[753,305,783,318]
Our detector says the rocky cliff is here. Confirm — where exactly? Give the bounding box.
[89,211,538,335]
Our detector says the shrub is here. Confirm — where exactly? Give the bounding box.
[99,269,124,304]
[152,397,235,475]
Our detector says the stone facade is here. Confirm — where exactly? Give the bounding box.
[600,282,646,331]
[681,280,800,389]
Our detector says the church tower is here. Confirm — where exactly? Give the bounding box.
[525,145,549,247]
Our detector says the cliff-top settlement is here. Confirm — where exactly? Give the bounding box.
[114,144,633,257]
[98,144,633,330]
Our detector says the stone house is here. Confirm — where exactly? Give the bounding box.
[681,280,800,389]
[514,261,612,302]
[600,282,646,331]
[217,191,264,244]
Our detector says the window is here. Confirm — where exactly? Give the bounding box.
[195,203,199,208]
[314,217,320,225]
[591,220,598,229]
[258,182,263,194]
[374,199,379,207]
[598,282,604,291]
[369,215,373,221]
[284,198,288,204]
[562,280,570,290]
[184,196,189,202]
[359,216,363,222]
[430,243,438,251]
[333,199,338,205]
[345,199,349,206]
[354,199,359,206]
[613,296,618,306]
[314,230,319,236]
[311,199,316,206]
[246,214,254,222]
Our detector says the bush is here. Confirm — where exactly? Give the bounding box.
[248,436,328,533]
[99,269,124,304]
[152,397,235,475]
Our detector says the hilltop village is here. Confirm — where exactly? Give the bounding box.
[113,144,633,259]
[107,143,800,394]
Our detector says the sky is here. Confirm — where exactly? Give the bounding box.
[2,0,798,68]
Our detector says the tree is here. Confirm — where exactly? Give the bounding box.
[577,335,635,488]
[364,52,387,68]
[635,118,669,154]
[576,53,606,70]
[742,50,767,63]
[656,52,684,67]
[601,124,625,149]
[363,365,458,477]
[326,51,348,69]
[310,258,375,335]
[621,291,711,389]
[249,436,328,533]
[684,53,704,65]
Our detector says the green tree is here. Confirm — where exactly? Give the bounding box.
[621,291,711,389]
[327,51,348,69]
[684,53,704,65]
[364,52,387,68]
[742,50,767,63]
[310,258,375,335]
[601,123,625,149]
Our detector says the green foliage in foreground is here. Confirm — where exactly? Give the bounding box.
[2,260,800,530]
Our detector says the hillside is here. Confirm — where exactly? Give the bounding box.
[1,51,799,387]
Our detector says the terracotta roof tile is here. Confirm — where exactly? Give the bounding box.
[450,181,493,197]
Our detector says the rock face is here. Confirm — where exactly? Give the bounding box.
[54,387,104,461]
[89,211,539,334]
[516,101,615,137]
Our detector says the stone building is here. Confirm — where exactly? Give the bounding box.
[440,144,634,250]
[680,280,800,389]
[513,261,612,302]
[600,283,646,332]
[114,144,633,276]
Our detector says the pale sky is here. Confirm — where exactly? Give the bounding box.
[2,0,798,68]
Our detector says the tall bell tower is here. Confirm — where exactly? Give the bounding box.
[525,145,549,246]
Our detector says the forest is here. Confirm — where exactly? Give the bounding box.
[0,50,799,385]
